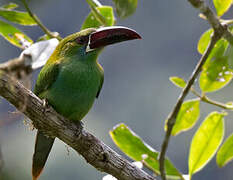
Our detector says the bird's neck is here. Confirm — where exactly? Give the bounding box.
[50,45,101,65]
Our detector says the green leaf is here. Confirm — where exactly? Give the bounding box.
[0,8,36,26]
[199,56,233,92]
[227,27,233,69]
[110,123,183,179]
[169,76,187,88]
[81,6,115,30]
[217,133,233,167]
[199,34,231,93]
[198,26,233,55]
[213,0,232,16]
[112,0,138,19]
[189,112,225,177]
[169,99,200,136]
[225,102,233,109]
[226,44,233,69]
[197,29,230,57]
[198,29,213,54]
[1,3,18,10]
[207,39,229,62]
[0,20,33,48]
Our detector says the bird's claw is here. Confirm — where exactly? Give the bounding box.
[42,99,51,113]
[74,121,83,137]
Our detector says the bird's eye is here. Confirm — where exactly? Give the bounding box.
[75,35,89,45]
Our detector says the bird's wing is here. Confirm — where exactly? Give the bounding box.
[33,62,59,179]
[34,62,60,96]
[96,69,104,98]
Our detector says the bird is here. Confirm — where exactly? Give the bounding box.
[32,26,141,180]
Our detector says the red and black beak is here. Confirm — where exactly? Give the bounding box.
[86,26,141,52]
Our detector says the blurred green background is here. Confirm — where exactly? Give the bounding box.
[0,0,233,179]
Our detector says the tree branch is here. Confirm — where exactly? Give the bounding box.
[188,0,233,45]
[159,0,233,179]
[0,71,156,180]
[159,33,220,180]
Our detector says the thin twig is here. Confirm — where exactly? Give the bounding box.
[85,0,102,7]
[159,33,220,180]
[220,19,233,25]
[201,96,233,110]
[188,0,233,45]
[190,88,233,110]
[226,20,233,25]
[21,0,62,41]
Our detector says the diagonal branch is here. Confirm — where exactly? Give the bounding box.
[159,32,220,180]
[159,0,233,179]
[0,71,156,180]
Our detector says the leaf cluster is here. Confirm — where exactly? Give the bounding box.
[110,1,233,180]
[0,0,233,180]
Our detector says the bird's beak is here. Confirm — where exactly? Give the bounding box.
[86,26,141,52]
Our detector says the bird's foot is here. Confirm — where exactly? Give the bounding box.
[42,99,51,113]
[75,121,84,130]
[74,121,83,137]
[42,98,48,107]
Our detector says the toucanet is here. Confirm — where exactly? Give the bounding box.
[32,26,141,180]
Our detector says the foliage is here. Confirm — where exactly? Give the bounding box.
[0,19,32,48]
[110,124,183,179]
[81,6,115,30]
[0,3,35,48]
[213,0,232,16]
[189,112,225,176]
[108,0,233,179]
[112,0,138,19]
[165,99,200,136]
[0,0,233,180]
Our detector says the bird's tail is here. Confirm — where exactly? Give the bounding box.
[32,131,55,180]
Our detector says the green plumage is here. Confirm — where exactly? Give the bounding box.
[32,26,140,180]
[32,28,104,180]
[35,28,104,120]
[39,56,103,120]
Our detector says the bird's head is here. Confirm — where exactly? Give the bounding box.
[54,26,141,60]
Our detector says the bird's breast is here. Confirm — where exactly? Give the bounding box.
[45,60,102,121]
